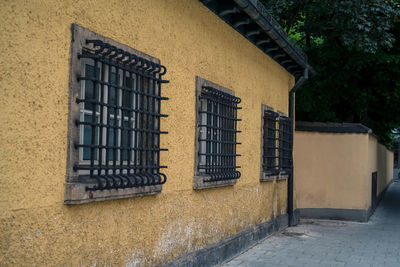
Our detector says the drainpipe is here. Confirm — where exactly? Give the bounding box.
[288,67,309,226]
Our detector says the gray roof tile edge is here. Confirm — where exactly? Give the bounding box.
[295,121,372,134]
[295,122,395,151]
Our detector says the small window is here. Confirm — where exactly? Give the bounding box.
[263,110,280,176]
[261,105,291,181]
[279,116,292,174]
[65,24,169,204]
[194,77,241,189]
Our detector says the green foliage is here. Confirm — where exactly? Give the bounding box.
[262,0,400,146]
[263,0,400,52]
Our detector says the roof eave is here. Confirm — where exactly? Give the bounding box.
[200,0,315,77]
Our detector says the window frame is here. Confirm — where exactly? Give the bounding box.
[193,76,241,189]
[65,24,167,204]
[260,104,290,182]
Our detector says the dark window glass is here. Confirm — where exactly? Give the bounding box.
[83,114,99,160]
[263,110,279,175]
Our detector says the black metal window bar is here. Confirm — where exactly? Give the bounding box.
[198,86,242,182]
[74,39,169,191]
[279,116,292,174]
[263,110,280,175]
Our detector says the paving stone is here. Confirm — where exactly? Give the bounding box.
[221,181,400,267]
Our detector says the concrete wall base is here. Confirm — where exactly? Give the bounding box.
[298,208,370,222]
[162,213,289,267]
[299,180,393,223]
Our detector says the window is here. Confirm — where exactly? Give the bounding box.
[193,77,241,189]
[279,115,292,174]
[263,110,279,176]
[261,105,292,181]
[65,24,168,204]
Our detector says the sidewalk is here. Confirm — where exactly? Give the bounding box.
[222,181,400,267]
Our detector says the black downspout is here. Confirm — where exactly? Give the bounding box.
[288,67,309,226]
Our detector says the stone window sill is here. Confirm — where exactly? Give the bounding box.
[276,173,289,181]
[64,182,162,204]
[260,173,289,182]
[193,175,237,190]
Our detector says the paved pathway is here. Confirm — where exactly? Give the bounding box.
[222,180,400,267]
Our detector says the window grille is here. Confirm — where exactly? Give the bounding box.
[263,110,280,175]
[74,39,168,191]
[198,86,241,182]
[279,116,292,174]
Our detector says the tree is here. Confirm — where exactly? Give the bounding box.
[262,0,400,146]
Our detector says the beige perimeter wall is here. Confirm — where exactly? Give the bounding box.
[0,0,294,266]
[369,136,394,195]
[295,131,394,211]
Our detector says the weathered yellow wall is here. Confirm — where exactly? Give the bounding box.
[294,132,370,210]
[367,135,378,208]
[0,0,293,266]
[368,135,378,178]
[369,135,394,195]
[295,131,394,213]
[384,147,394,189]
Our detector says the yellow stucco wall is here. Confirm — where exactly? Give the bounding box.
[0,0,294,266]
[295,131,394,212]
